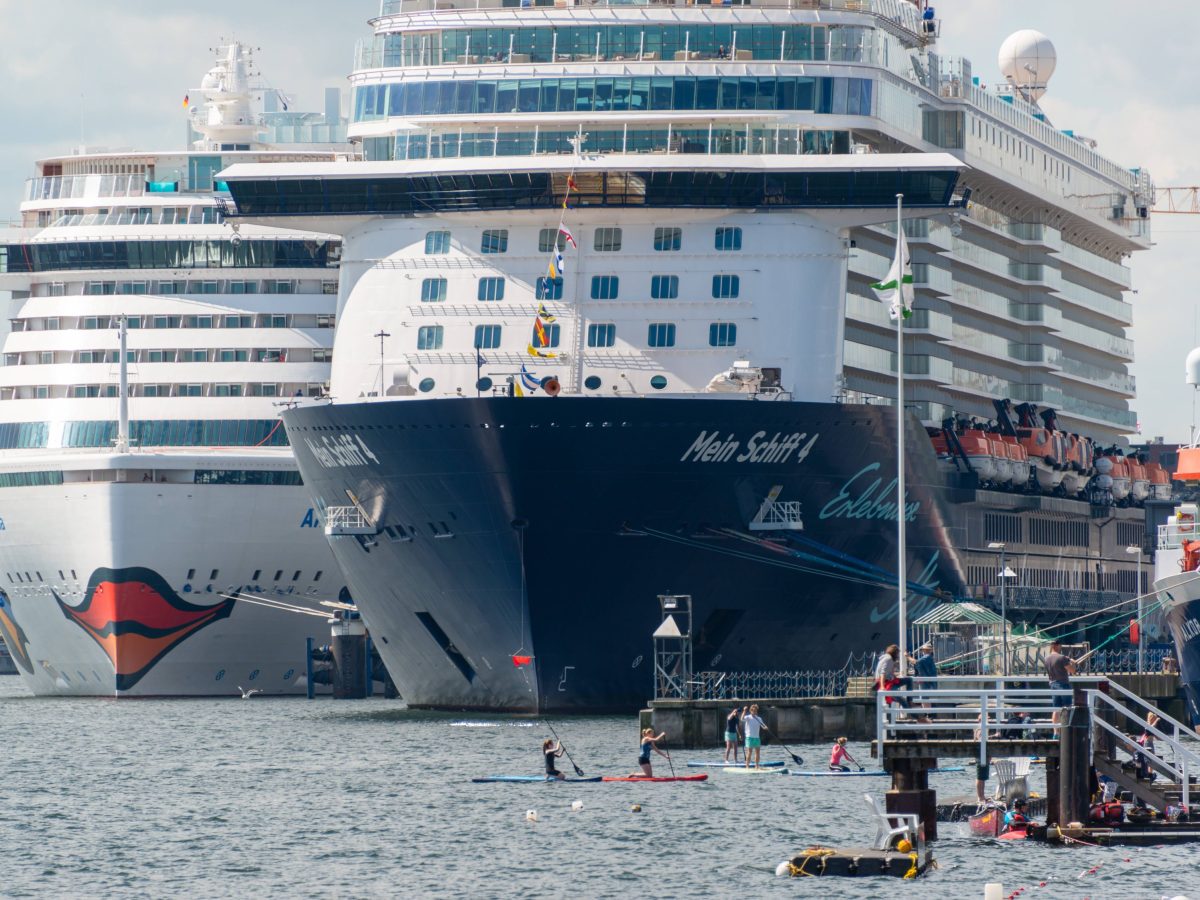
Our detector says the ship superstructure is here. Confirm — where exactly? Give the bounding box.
[0,43,354,696]
[220,3,1156,711]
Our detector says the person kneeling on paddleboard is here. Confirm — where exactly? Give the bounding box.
[543,738,566,780]
[829,736,860,772]
[634,728,668,777]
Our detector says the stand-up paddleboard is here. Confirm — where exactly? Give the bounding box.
[790,766,966,777]
[721,766,789,775]
[471,775,604,783]
[600,774,709,783]
[686,760,785,768]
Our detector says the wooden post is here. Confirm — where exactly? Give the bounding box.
[1044,754,1061,825]
[1059,704,1091,825]
[887,757,938,840]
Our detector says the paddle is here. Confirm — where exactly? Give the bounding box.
[763,726,804,767]
[545,720,585,777]
[665,747,677,779]
[844,749,865,773]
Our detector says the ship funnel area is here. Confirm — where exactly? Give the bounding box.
[190,41,264,150]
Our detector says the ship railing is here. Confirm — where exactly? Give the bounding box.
[1087,647,1173,675]
[1158,521,1200,550]
[324,506,376,536]
[682,661,872,701]
[376,0,922,35]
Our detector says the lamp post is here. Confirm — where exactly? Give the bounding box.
[987,542,1017,676]
[1127,544,1144,672]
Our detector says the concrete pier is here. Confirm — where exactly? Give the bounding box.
[641,696,876,747]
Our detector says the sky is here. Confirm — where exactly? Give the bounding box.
[0,0,1196,439]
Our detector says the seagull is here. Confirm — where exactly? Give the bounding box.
[237,686,262,699]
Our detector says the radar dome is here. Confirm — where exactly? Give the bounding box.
[1186,346,1200,386]
[998,30,1056,102]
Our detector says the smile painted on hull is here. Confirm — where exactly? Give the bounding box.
[53,567,236,691]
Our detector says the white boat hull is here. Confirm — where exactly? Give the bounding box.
[0,471,337,696]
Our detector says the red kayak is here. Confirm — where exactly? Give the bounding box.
[601,774,709,783]
[998,829,1028,841]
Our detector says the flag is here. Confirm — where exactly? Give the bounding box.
[527,343,556,359]
[552,250,565,278]
[567,175,578,192]
[520,365,541,392]
[533,316,549,348]
[513,380,525,398]
[547,256,560,280]
[870,228,914,321]
[558,224,577,249]
[511,654,533,667]
[182,93,190,108]
[537,303,556,323]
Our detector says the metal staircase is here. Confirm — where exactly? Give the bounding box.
[1088,680,1199,813]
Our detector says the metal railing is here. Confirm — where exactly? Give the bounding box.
[671,654,874,701]
[1088,647,1174,675]
[1159,520,1200,550]
[324,506,375,535]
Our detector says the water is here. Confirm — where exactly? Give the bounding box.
[1,678,1193,899]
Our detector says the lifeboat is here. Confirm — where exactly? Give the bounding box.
[1097,455,1131,502]
[1017,427,1064,492]
[960,429,1000,483]
[1060,434,1092,497]
[1146,461,1172,501]
[1128,458,1150,503]
[990,435,1014,485]
[1000,435,1029,488]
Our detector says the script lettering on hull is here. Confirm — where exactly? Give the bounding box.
[305,433,380,469]
[681,430,818,465]
[818,463,920,524]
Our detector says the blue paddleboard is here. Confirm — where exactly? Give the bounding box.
[472,775,604,783]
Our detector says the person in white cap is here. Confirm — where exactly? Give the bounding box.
[913,642,938,722]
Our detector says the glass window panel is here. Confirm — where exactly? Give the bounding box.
[695,78,719,110]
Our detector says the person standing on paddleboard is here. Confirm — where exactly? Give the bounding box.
[724,707,743,763]
[634,727,668,776]
[543,738,566,780]
[742,704,767,768]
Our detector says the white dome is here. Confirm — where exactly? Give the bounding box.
[1185,346,1200,385]
[998,30,1056,101]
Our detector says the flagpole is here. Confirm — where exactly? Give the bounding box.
[895,192,907,677]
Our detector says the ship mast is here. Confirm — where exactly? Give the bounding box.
[895,193,908,677]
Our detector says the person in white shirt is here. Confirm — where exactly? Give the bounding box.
[742,703,767,768]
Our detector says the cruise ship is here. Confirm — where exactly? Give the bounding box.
[0,43,352,696]
[221,2,1156,711]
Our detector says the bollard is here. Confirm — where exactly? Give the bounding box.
[331,615,368,699]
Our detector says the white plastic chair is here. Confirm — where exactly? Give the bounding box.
[864,793,920,852]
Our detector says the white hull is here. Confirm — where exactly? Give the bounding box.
[0,452,339,696]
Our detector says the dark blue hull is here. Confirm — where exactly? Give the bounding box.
[283,396,974,711]
[1157,573,1200,725]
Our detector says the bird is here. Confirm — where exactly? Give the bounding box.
[237,686,262,699]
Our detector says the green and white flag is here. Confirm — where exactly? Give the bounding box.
[871,228,914,321]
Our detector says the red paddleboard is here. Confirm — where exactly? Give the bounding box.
[601,774,709,783]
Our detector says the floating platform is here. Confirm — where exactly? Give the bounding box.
[781,846,932,878]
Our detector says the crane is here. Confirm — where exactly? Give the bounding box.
[1153,187,1200,214]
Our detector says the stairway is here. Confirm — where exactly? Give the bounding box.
[1092,755,1189,812]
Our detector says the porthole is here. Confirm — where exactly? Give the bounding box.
[584,375,602,390]
[418,377,436,393]
[650,375,668,390]
[476,377,493,392]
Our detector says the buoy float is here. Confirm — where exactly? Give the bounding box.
[525,809,538,822]
[630,804,642,813]
[774,861,791,878]
[571,800,584,812]
[896,838,913,853]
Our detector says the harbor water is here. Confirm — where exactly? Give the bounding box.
[0,678,1193,899]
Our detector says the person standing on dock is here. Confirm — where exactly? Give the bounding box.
[874,644,911,708]
[1044,640,1077,725]
[724,706,743,763]
[742,704,766,768]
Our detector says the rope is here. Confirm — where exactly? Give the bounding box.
[903,852,919,879]
[787,847,836,877]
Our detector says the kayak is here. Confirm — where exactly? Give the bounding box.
[472,775,603,783]
[998,829,1029,841]
[687,760,785,768]
[790,766,966,777]
[600,774,709,783]
[721,766,789,775]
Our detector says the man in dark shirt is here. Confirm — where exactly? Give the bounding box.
[1044,640,1076,725]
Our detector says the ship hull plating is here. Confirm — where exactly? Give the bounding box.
[1153,570,1200,725]
[284,397,970,712]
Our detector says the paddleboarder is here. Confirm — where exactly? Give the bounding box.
[829,736,860,772]
[723,706,743,763]
[543,738,566,780]
[634,727,668,777]
[742,704,766,768]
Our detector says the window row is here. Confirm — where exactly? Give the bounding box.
[12,313,335,331]
[362,22,876,69]
[0,239,338,274]
[415,321,737,350]
[3,382,322,401]
[4,348,329,366]
[366,124,853,161]
[35,279,333,297]
[415,272,740,302]
[0,419,293,450]
[353,75,873,120]
[49,206,224,228]
[423,225,740,255]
